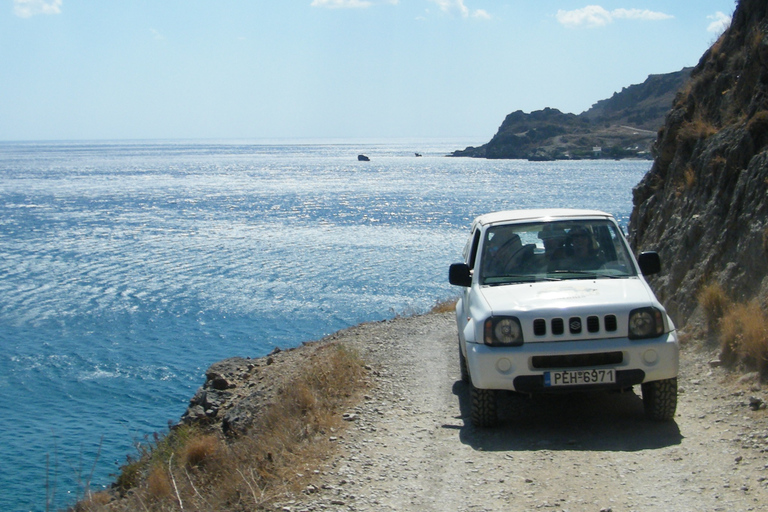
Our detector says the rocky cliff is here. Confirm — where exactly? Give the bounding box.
[452,68,691,160]
[629,0,768,329]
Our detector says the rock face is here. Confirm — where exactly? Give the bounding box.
[629,0,768,328]
[180,347,309,436]
[452,69,691,160]
[582,69,695,131]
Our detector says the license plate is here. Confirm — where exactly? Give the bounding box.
[544,369,616,387]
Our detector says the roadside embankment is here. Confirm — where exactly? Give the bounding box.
[77,309,768,512]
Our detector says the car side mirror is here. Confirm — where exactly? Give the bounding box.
[637,251,661,276]
[449,263,472,287]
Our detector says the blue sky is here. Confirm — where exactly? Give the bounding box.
[1,1,735,142]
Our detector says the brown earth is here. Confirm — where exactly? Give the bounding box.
[191,311,768,512]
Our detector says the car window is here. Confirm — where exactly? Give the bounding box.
[479,219,638,285]
[465,228,481,270]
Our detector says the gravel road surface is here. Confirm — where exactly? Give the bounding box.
[273,311,768,512]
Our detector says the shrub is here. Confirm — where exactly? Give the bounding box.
[72,491,112,512]
[675,166,697,196]
[677,116,718,142]
[698,281,730,331]
[180,434,219,469]
[719,299,768,375]
[146,464,172,502]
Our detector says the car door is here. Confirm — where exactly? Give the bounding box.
[457,227,482,343]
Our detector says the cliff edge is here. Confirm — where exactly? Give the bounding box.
[629,0,768,329]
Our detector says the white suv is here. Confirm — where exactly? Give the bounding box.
[449,209,679,427]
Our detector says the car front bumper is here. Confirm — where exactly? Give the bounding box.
[466,331,679,392]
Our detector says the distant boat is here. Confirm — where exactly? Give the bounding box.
[415,153,422,157]
[358,154,370,161]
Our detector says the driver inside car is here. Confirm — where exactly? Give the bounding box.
[483,230,532,277]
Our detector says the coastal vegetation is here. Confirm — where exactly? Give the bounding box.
[699,282,768,376]
[73,344,368,511]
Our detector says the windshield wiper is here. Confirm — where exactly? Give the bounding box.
[484,274,537,286]
[485,274,567,286]
[550,270,599,279]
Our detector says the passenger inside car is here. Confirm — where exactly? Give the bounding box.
[559,226,605,270]
[482,229,535,277]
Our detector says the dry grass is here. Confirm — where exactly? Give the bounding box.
[677,115,719,143]
[719,299,768,375]
[698,281,730,332]
[683,166,696,189]
[708,154,727,170]
[71,491,112,512]
[431,298,458,314]
[179,434,220,469]
[75,343,368,511]
[146,464,172,502]
[674,81,693,109]
[676,166,697,196]
[697,282,768,377]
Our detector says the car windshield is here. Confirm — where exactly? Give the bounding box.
[479,219,638,285]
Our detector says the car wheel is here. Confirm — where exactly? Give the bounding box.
[470,384,497,427]
[459,340,469,383]
[641,377,677,421]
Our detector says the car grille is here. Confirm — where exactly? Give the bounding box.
[532,314,618,337]
[531,351,624,369]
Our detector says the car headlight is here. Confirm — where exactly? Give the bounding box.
[484,317,524,346]
[628,307,664,339]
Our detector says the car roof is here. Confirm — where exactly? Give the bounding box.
[471,209,614,228]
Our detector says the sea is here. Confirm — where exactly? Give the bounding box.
[0,139,651,511]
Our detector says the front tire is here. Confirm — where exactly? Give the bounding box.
[470,384,498,427]
[641,377,678,421]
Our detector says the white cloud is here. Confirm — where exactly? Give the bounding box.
[309,0,400,7]
[13,0,62,18]
[556,5,612,28]
[311,0,374,8]
[428,0,490,20]
[556,5,673,29]
[707,11,731,34]
[612,8,673,22]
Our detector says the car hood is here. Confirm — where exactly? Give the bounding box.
[477,277,659,316]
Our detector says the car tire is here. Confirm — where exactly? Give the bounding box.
[470,384,497,427]
[641,377,677,421]
[459,341,469,383]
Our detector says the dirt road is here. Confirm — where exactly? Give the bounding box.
[278,312,768,512]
